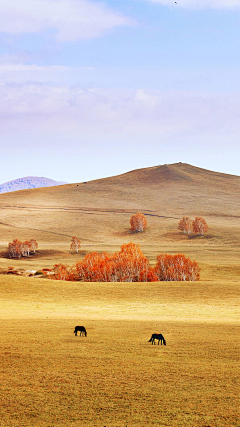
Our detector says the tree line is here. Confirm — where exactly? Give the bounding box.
[130,212,209,236]
[52,242,200,282]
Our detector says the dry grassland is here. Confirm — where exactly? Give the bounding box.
[0,164,239,426]
[0,276,239,427]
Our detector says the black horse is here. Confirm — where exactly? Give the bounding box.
[148,333,166,345]
[74,326,87,337]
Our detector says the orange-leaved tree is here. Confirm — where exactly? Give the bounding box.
[29,239,38,253]
[8,239,22,258]
[74,243,151,282]
[7,239,38,258]
[192,217,209,236]
[75,252,113,282]
[154,253,200,281]
[138,268,158,282]
[130,213,147,232]
[52,263,75,281]
[112,242,150,282]
[70,236,81,253]
[21,241,31,257]
[178,217,193,235]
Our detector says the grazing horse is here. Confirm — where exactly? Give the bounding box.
[148,333,166,345]
[74,326,87,337]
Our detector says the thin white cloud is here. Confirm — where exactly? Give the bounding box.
[0,63,93,84]
[0,78,240,141]
[0,0,133,41]
[147,0,240,9]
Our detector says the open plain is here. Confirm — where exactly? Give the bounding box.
[0,163,239,426]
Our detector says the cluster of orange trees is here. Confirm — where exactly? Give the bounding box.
[7,239,38,258]
[52,242,200,282]
[178,216,208,236]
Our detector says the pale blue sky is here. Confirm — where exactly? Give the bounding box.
[0,0,240,183]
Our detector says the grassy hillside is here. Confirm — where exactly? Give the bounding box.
[0,162,240,279]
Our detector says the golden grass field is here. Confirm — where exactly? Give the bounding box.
[0,163,239,426]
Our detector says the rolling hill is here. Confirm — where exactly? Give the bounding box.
[0,176,67,194]
[0,162,239,279]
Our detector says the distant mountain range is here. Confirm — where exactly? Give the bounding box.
[0,177,67,194]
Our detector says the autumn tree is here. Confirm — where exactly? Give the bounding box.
[192,217,209,236]
[8,239,22,258]
[29,239,38,253]
[53,264,74,281]
[139,268,158,282]
[75,252,111,282]
[7,238,38,258]
[178,217,193,235]
[21,241,31,257]
[112,242,150,282]
[130,213,147,232]
[74,243,152,282]
[70,236,81,253]
[154,253,200,281]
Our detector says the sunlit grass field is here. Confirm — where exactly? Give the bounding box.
[0,276,239,427]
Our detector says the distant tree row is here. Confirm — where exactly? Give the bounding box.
[178,217,209,236]
[68,215,207,248]
[7,239,38,258]
[52,242,200,282]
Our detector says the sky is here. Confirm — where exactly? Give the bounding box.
[1,0,240,183]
